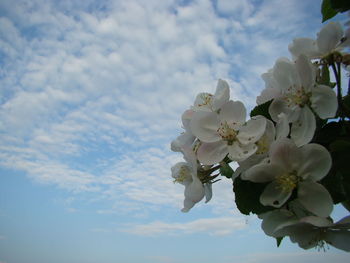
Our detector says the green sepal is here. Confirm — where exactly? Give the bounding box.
[220,162,234,178]
[276,237,284,247]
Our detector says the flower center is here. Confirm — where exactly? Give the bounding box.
[285,87,310,107]
[256,135,269,154]
[217,122,237,145]
[197,93,213,107]
[276,171,299,193]
[174,166,191,183]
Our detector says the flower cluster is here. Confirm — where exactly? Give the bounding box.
[171,19,350,252]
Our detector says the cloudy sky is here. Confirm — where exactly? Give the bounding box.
[0,0,349,262]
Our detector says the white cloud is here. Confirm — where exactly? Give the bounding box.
[121,216,246,236]
[0,0,330,218]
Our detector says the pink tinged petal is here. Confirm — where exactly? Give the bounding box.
[335,215,350,226]
[219,100,246,126]
[190,111,221,142]
[291,106,316,147]
[260,180,292,208]
[197,141,228,165]
[204,183,212,203]
[310,85,338,119]
[273,57,300,92]
[212,79,230,111]
[317,22,344,54]
[298,182,333,217]
[298,143,332,181]
[237,117,266,145]
[242,163,283,183]
[269,98,300,122]
[269,138,302,172]
[288,37,320,59]
[295,55,316,91]
[227,142,257,162]
[326,230,350,252]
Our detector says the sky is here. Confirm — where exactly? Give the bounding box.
[0,0,349,263]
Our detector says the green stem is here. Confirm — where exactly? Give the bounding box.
[331,62,344,119]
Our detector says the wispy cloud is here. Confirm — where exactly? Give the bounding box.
[121,217,246,236]
[0,0,326,218]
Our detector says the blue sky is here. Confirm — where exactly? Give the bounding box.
[0,0,349,262]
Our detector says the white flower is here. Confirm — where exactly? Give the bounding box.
[190,100,266,164]
[242,138,333,217]
[289,22,350,59]
[171,109,195,152]
[192,79,230,112]
[274,215,350,252]
[233,118,276,180]
[171,146,212,212]
[267,55,337,146]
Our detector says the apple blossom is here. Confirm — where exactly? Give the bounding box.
[242,138,333,217]
[190,100,266,164]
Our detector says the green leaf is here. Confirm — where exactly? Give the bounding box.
[330,0,350,13]
[220,162,234,178]
[276,237,284,247]
[321,0,338,22]
[233,177,274,215]
[250,100,272,120]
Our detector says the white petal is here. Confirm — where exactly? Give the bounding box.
[300,216,333,227]
[317,22,343,54]
[237,117,266,145]
[212,79,230,111]
[298,182,333,217]
[197,141,228,165]
[219,100,246,126]
[295,55,316,91]
[290,106,316,147]
[227,142,257,162]
[257,88,280,105]
[269,98,300,122]
[298,143,332,181]
[326,230,350,252]
[288,37,320,59]
[170,132,195,152]
[273,57,300,92]
[310,85,338,119]
[182,179,205,212]
[242,163,282,183]
[182,109,194,131]
[269,138,301,172]
[190,111,221,142]
[275,113,290,140]
[260,180,292,208]
[193,92,213,112]
[261,209,296,237]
